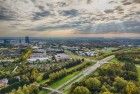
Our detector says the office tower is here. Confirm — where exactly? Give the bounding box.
[25,36,30,44]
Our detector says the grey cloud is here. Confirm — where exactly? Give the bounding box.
[123,20,140,27]
[123,2,132,5]
[115,6,124,12]
[104,9,114,13]
[133,0,140,3]
[27,25,49,31]
[74,20,140,33]
[0,7,15,20]
[37,6,45,11]
[122,0,132,5]
[27,24,75,31]
[109,1,117,4]
[59,9,79,17]
[33,11,51,20]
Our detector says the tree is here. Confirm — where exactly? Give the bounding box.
[123,62,136,72]
[125,82,140,94]
[101,91,113,94]
[15,87,24,94]
[9,90,16,94]
[98,63,122,77]
[22,85,30,94]
[85,77,101,91]
[100,85,109,93]
[9,84,39,94]
[73,86,91,94]
[113,76,127,92]
[122,71,138,81]
[30,68,40,82]
[49,68,67,81]
[8,77,19,85]
[17,47,32,62]
[69,82,85,94]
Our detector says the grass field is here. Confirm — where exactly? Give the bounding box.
[38,89,53,94]
[50,71,80,89]
[136,65,140,82]
[65,50,95,61]
[38,90,49,94]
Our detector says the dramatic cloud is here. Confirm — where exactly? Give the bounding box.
[0,0,140,38]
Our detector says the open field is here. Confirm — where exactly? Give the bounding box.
[65,50,96,62]
[50,71,80,89]
[38,72,80,94]
[136,65,140,82]
[38,90,48,94]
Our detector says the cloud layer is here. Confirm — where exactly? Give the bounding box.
[0,0,140,38]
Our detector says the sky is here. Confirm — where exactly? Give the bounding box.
[0,0,140,38]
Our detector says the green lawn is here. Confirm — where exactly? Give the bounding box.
[136,65,140,82]
[109,58,119,63]
[65,50,82,59]
[38,90,49,94]
[50,71,80,89]
[38,90,45,94]
[65,50,94,61]
[64,89,70,94]
[39,79,50,84]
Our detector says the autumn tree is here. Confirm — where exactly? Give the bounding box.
[113,76,127,93]
[125,82,140,94]
[73,86,91,94]
[85,77,101,92]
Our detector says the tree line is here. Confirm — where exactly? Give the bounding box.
[42,62,91,86]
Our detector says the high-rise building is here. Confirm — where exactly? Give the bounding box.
[3,39,10,45]
[25,36,30,44]
[19,39,22,44]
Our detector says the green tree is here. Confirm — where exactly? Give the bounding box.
[85,77,101,91]
[15,87,24,94]
[100,85,109,93]
[123,62,136,72]
[113,76,127,92]
[122,71,138,81]
[101,91,113,94]
[73,86,90,94]
[30,68,40,82]
[69,82,85,94]
[22,85,30,94]
[9,90,16,94]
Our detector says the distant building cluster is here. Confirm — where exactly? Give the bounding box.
[76,51,96,56]
[0,36,30,46]
[28,46,50,62]
[0,37,139,63]
[55,53,70,61]
[28,45,70,62]
[0,48,22,60]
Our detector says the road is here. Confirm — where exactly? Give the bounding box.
[82,55,115,77]
[12,66,18,73]
[49,55,115,94]
[42,87,63,94]
[12,62,22,73]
